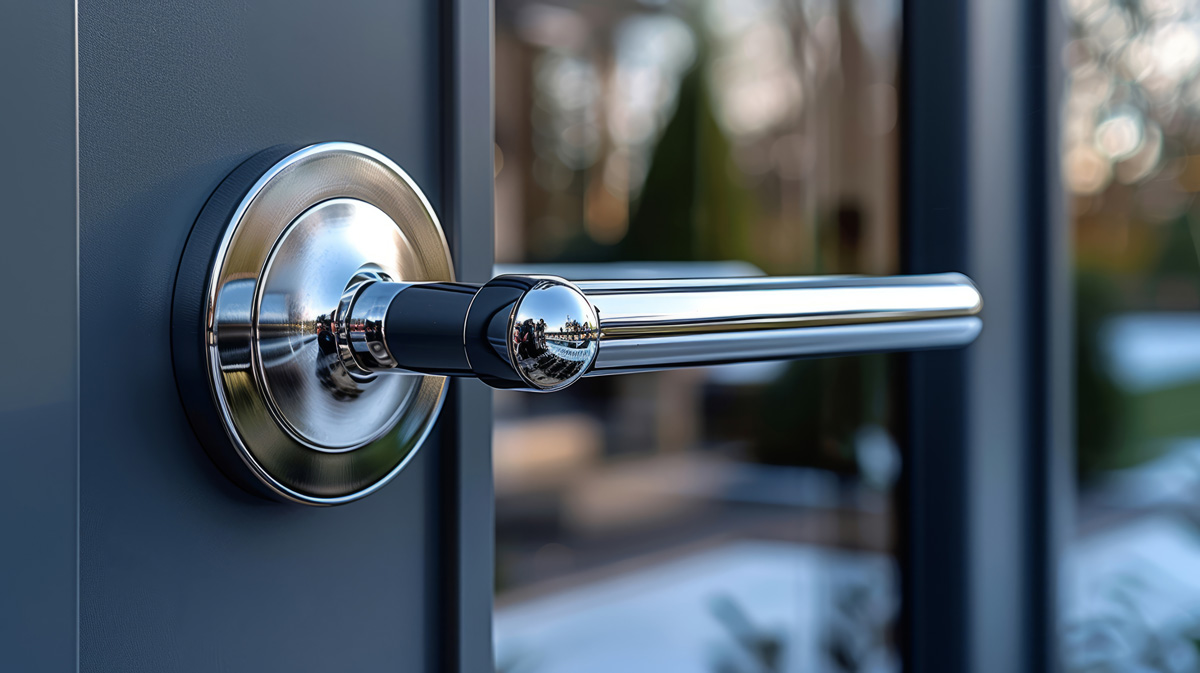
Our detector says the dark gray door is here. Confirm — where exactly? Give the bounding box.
[1,1,1066,672]
[2,1,493,671]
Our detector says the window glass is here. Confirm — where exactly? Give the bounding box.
[1062,1,1200,669]
[493,1,903,670]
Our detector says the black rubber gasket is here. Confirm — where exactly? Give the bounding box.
[170,145,298,501]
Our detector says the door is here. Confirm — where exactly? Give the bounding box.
[3,1,492,671]
[1,1,1061,672]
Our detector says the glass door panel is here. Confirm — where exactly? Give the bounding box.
[492,1,904,670]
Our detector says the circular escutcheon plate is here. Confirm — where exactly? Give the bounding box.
[172,142,453,505]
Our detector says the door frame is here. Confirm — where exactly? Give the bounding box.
[902,0,1070,672]
[440,1,497,671]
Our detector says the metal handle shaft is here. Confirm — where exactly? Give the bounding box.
[337,273,982,392]
[578,275,981,373]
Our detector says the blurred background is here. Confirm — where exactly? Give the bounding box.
[488,0,1200,671]
[1063,0,1200,670]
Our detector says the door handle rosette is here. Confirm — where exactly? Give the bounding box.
[173,143,981,505]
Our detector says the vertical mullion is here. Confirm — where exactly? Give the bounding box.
[899,0,971,670]
[440,0,496,671]
[901,0,1065,670]
[966,0,1030,668]
[1027,0,1071,670]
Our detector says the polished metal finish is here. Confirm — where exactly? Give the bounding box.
[578,274,982,372]
[337,278,402,376]
[593,317,981,372]
[256,198,417,450]
[357,275,602,391]
[507,279,600,390]
[188,142,454,505]
[353,272,981,390]
[179,141,983,506]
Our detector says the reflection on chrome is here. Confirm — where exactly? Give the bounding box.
[509,280,601,391]
[182,142,456,505]
[248,199,419,451]
[578,273,982,373]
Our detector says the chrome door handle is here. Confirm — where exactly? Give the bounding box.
[340,273,980,392]
[173,143,983,504]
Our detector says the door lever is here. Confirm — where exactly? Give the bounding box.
[340,273,981,392]
[173,142,982,504]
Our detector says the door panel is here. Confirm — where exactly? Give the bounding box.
[78,1,444,669]
[0,3,78,672]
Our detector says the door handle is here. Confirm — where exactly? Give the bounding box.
[173,143,982,504]
[339,273,980,392]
